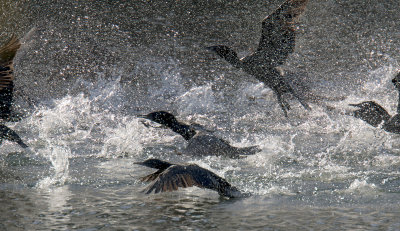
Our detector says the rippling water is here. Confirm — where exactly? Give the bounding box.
[1,0,400,230]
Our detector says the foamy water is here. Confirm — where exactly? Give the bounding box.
[1,0,400,229]
[3,62,399,194]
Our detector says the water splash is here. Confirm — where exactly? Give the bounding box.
[345,179,379,195]
[100,116,150,158]
[36,145,70,188]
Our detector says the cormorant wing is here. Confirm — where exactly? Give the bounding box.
[142,164,229,195]
[0,36,21,120]
[0,124,28,148]
[139,169,165,182]
[244,0,308,67]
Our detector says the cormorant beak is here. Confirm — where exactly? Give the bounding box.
[137,117,168,129]
[136,114,155,128]
[344,110,355,117]
[18,141,29,149]
[349,103,361,108]
[134,161,145,166]
[136,114,150,119]
[205,46,217,52]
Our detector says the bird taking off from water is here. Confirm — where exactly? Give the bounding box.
[349,72,400,134]
[135,158,246,198]
[391,72,400,113]
[207,0,310,117]
[138,111,261,159]
[0,35,28,148]
[0,124,28,148]
[0,35,20,120]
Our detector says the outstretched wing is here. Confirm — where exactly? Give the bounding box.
[0,125,28,148]
[0,35,21,119]
[142,164,226,194]
[139,169,165,182]
[244,0,308,67]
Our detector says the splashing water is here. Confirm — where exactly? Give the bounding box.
[1,0,400,228]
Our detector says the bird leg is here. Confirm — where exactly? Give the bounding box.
[287,85,311,110]
[276,92,289,117]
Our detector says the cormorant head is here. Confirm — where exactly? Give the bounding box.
[135,159,172,170]
[349,101,379,110]
[139,111,197,140]
[349,101,391,127]
[139,111,178,127]
[0,124,9,135]
[206,45,241,68]
[392,72,400,90]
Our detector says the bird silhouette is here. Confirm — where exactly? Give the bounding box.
[207,0,310,117]
[139,111,261,158]
[349,72,400,134]
[135,158,247,198]
[0,35,28,148]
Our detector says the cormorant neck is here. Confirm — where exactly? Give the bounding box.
[169,122,196,141]
[144,159,172,170]
[217,182,242,198]
[223,52,242,69]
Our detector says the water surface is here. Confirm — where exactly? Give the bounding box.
[1,0,400,230]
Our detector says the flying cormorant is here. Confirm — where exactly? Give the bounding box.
[0,35,28,148]
[392,72,400,113]
[135,158,246,198]
[0,124,28,148]
[207,0,310,117]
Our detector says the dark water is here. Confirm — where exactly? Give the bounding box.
[1,0,400,230]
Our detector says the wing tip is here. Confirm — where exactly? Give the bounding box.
[0,35,21,64]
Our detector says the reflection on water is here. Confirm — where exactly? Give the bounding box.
[1,186,400,230]
[46,186,72,229]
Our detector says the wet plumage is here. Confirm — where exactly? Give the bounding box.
[0,35,27,148]
[391,72,400,113]
[139,111,261,159]
[135,158,245,198]
[349,101,391,127]
[207,0,310,117]
[0,35,20,120]
[349,101,391,128]
[349,73,400,134]
[0,124,28,148]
